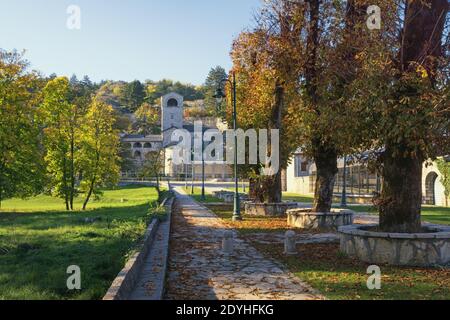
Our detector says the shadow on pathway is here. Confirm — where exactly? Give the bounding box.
[164,188,323,300]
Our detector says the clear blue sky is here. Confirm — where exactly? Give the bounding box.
[0,0,261,85]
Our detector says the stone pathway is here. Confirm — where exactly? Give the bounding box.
[129,211,171,300]
[164,188,323,300]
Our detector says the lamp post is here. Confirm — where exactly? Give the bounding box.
[340,155,348,208]
[167,158,172,191]
[201,138,206,201]
[184,159,188,190]
[213,71,242,221]
[191,149,195,195]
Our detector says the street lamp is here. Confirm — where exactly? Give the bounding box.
[167,158,172,191]
[201,138,206,201]
[184,159,188,190]
[213,71,242,221]
[340,155,348,208]
[191,149,195,195]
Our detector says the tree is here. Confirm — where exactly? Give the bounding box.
[203,66,227,113]
[40,77,83,210]
[436,159,450,207]
[146,79,204,104]
[0,50,44,207]
[229,1,307,203]
[139,150,165,192]
[370,0,448,232]
[134,103,160,135]
[79,100,120,210]
[119,142,137,175]
[124,80,146,112]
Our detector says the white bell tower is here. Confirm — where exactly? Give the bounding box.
[161,92,184,147]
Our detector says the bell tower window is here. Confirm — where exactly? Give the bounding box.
[167,98,178,107]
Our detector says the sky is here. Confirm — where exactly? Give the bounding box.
[0,0,261,85]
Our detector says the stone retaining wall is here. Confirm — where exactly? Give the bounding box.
[338,224,450,267]
[103,196,174,300]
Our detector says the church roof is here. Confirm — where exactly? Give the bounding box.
[121,134,163,142]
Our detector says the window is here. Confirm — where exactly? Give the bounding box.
[294,155,309,177]
[133,142,142,148]
[167,98,178,107]
[301,161,308,172]
[144,143,152,149]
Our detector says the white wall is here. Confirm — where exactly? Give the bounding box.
[286,156,313,195]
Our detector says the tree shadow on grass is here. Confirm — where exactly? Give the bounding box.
[0,203,157,300]
[0,204,151,230]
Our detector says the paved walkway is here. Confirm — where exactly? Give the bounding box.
[164,188,323,300]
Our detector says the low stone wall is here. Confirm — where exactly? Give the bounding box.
[287,208,354,231]
[338,224,450,267]
[245,202,298,217]
[103,196,174,300]
[213,191,249,203]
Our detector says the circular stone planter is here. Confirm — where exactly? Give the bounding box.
[338,224,450,267]
[287,208,354,231]
[245,202,298,217]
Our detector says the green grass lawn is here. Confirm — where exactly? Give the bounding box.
[282,192,314,203]
[0,185,160,300]
[182,187,223,203]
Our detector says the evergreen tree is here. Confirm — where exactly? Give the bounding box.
[203,66,227,113]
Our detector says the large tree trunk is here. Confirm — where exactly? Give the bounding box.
[379,145,423,232]
[305,0,338,213]
[69,137,75,211]
[82,178,96,211]
[379,0,448,232]
[249,177,265,203]
[264,83,284,204]
[63,157,70,211]
[312,139,338,212]
[263,171,283,203]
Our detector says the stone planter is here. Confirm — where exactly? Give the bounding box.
[287,208,354,231]
[212,191,233,199]
[215,191,248,203]
[338,224,450,267]
[245,202,298,217]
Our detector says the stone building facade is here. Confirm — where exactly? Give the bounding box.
[121,92,232,180]
[286,149,449,207]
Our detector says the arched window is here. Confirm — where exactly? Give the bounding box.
[133,142,142,148]
[144,142,152,149]
[167,98,178,107]
[424,172,438,205]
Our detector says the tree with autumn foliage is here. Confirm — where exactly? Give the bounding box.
[346,0,449,232]
[78,100,121,210]
[134,102,160,135]
[229,0,305,203]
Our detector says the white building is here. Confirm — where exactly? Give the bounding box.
[121,92,232,180]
